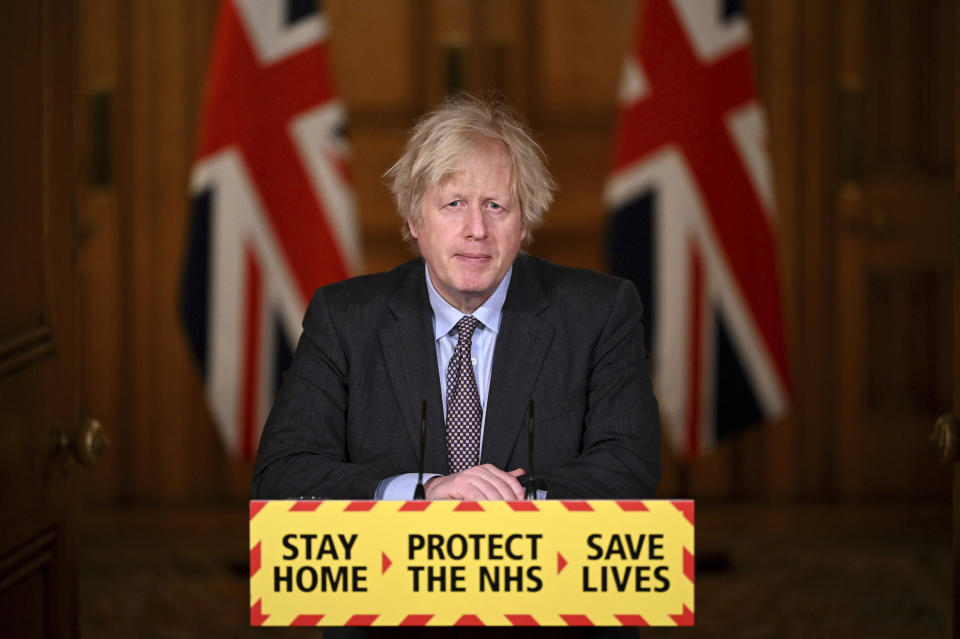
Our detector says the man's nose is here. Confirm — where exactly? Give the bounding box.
[464,204,488,239]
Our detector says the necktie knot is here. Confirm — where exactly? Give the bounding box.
[455,315,480,342]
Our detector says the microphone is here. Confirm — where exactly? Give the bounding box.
[524,400,537,500]
[413,400,427,500]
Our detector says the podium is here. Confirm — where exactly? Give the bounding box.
[250,499,694,627]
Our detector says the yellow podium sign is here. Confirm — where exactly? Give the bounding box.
[250,499,694,627]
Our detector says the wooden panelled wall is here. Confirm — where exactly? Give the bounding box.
[73,0,955,503]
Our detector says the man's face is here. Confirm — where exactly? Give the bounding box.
[410,141,526,313]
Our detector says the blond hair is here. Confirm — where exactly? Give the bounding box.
[384,93,556,245]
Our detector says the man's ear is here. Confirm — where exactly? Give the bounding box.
[408,219,419,239]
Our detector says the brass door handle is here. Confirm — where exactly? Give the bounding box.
[52,418,110,466]
[931,414,960,463]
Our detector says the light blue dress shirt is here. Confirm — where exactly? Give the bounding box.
[374,265,512,499]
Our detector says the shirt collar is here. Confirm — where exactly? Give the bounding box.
[425,263,512,340]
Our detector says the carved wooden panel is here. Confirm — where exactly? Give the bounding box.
[860,265,952,495]
[0,1,79,637]
[864,0,953,176]
[326,0,416,114]
[0,530,57,639]
[0,0,45,341]
[534,0,634,121]
[834,0,954,497]
[865,268,951,418]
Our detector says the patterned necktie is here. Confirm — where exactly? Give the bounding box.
[446,315,482,473]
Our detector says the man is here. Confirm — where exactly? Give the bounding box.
[251,94,660,503]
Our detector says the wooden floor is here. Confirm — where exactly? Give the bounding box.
[77,500,952,638]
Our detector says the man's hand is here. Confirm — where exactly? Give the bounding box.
[424,465,525,500]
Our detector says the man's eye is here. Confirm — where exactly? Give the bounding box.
[446,200,462,208]
[488,202,502,210]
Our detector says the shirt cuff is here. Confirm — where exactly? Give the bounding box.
[376,473,442,500]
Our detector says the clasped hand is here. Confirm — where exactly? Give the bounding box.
[424,464,525,500]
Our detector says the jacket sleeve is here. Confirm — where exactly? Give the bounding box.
[537,279,662,499]
[250,289,392,499]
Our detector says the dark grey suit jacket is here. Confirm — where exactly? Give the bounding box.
[251,254,660,499]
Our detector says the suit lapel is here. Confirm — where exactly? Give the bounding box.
[481,256,554,470]
[378,262,447,473]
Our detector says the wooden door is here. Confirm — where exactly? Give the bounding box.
[951,4,960,639]
[0,1,80,637]
[834,0,955,497]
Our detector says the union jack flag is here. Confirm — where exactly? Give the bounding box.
[606,0,790,459]
[180,0,360,459]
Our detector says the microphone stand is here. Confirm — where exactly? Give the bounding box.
[413,400,427,499]
[524,400,537,500]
